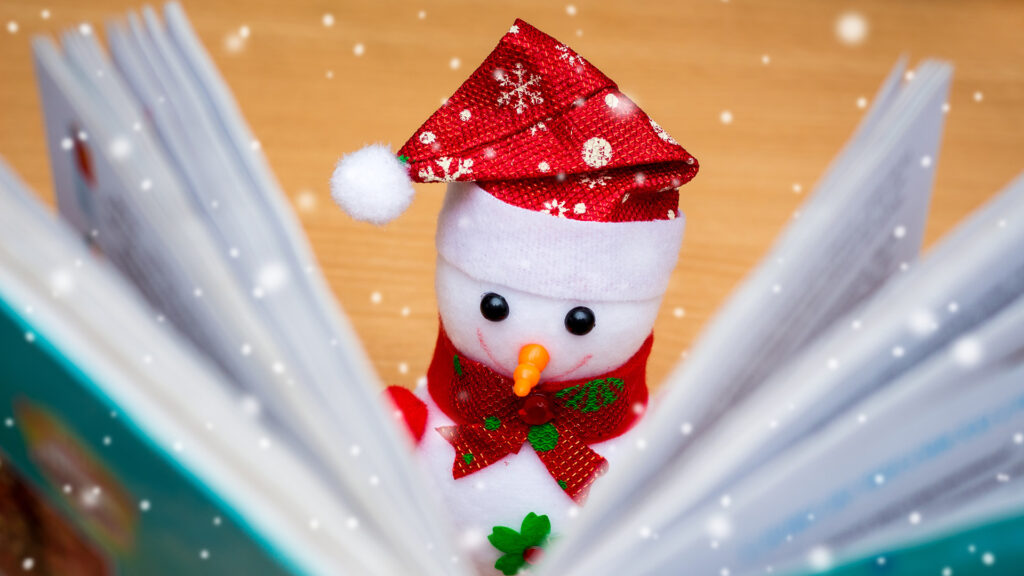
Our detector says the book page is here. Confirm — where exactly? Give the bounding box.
[106,8,460,568]
[36,10,465,573]
[548,167,1024,576]
[0,160,406,575]
[616,289,1024,576]
[36,34,411,568]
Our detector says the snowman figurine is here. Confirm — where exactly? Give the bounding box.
[330,19,698,574]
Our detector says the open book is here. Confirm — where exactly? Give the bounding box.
[0,4,1022,575]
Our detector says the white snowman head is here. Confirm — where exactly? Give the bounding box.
[436,256,661,383]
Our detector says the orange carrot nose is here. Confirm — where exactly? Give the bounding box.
[513,343,550,397]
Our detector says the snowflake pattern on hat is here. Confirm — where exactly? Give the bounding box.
[396,19,698,222]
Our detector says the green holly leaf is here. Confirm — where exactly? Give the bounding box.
[528,423,558,452]
[555,378,624,412]
[484,416,501,430]
[494,552,525,575]
[520,513,551,545]
[488,526,526,554]
[397,154,410,164]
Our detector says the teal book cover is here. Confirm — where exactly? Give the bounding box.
[0,297,299,575]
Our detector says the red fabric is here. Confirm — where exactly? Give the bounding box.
[384,386,428,443]
[426,324,651,502]
[396,19,698,223]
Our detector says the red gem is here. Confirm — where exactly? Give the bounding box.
[518,394,554,425]
[523,546,544,565]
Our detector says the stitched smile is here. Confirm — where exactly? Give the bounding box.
[477,328,513,374]
[547,354,593,381]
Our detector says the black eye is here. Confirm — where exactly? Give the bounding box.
[564,306,595,336]
[480,293,509,322]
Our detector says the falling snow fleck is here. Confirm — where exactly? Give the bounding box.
[921,155,932,168]
[353,43,365,56]
[322,13,334,27]
[835,11,868,45]
[140,499,151,511]
[952,337,982,367]
[566,4,577,15]
[761,54,770,65]
[22,558,34,571]
[418,10,426,19]
[673,307,685,318]
[908,511,921,525]
[41,9,51,20]
[370,291,382,304]
[720,110,733,125]
[807,547,833,570]
[199,549,210,560]
[450,57,461,70]
[7,21,18,34]
[857,96,868,109]
[973,91,983,102]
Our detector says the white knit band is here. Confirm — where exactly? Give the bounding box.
[435,182,685,301]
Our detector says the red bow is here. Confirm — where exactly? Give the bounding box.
[427,326,651,503]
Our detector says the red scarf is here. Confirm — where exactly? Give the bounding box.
[427,325,651,502]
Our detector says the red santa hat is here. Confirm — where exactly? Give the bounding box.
[331,19,698,301]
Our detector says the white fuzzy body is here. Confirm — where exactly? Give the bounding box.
[414,389,627,572]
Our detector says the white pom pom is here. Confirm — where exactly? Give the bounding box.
[330,144,414,225]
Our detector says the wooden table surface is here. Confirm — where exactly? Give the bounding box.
[1,0,1022,389]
